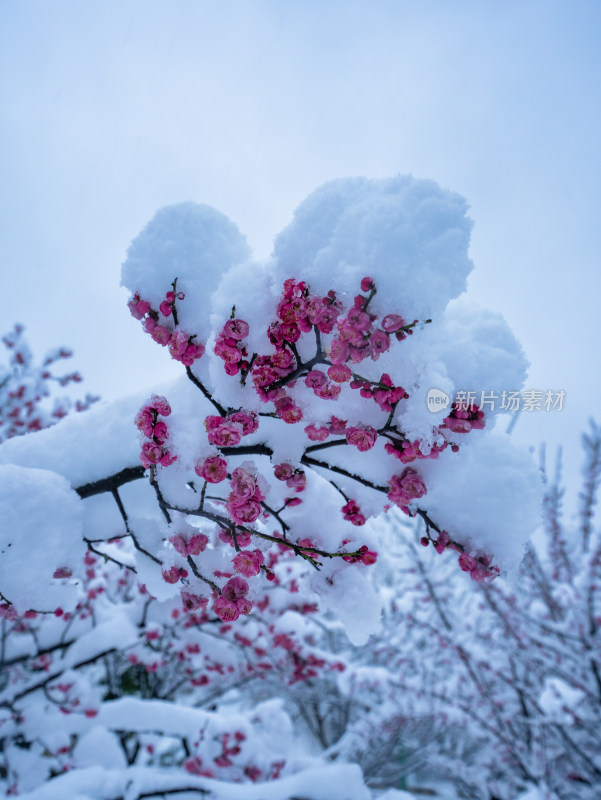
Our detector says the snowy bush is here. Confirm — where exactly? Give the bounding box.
[326,423,601,800]
[0,324,97,443]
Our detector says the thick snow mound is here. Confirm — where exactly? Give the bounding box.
[272,175,474,319]
[0,464,85,612]
[122,202,250,340]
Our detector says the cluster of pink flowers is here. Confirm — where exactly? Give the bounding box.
[328,278,387,365]
[342,544,378,565]
[128,290,204,366]
[273,278,340,342]
[273,463,306,492]
[170,532,209,556]
[250,351,296,402]
[442,402,486,434]
[341,499,366,526]
[213,576,252,621]
[350,372,408,413]
[273,394,304,423]
[204,410,259,447]
[162,565,188,584]
[304,416,347,442]
[226,466,266,525]
[385,437,452,463]
[251,279,341,402]
[458,552,500,582]
[136,395,177,468]
[125,271,501,614]
[420,529,499,582]
[214,318,251,376]
[305,372,340,400]
[387,467,428,512]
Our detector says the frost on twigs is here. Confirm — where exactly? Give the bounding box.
[115,176,541,641]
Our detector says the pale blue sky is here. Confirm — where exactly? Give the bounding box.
[1,0,600,499]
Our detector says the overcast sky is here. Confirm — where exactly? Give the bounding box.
[1,0,600,504]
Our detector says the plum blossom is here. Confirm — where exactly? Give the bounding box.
[388,467,428,510]
[232,549,264,577]
[346,425,378,452]
[195,455,228,483]
[170,533,209,557]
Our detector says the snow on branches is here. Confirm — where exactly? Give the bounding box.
[0,176,541,644]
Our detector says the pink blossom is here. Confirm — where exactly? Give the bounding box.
[228,410,259,436]
[270,349,294,373]
[214,596,240,621]
[222,576,249,601]
[162,566,187,584]
[170,533,209,557]
[434,530,450,554]
[274,463,294,481]
[235,597,252,616]
[327,364,352,383]
[153,420,168,443]
[232,549,264,577]
[135,408,154,437]
[207,421,243,447]
[361,548,377,565]
[128,296,150,320]
[329,416,347,434]
[169,331,189,360]
[346,308,371,331]
[442,403,486,434]
[159,300,172,317]
[314,382,341,400]
[227,498,262,525]
[218,528,252,548]
[195,455,228,483]
[279,322,301,342]
[360,276,374,292]
[338,321,364,345]
[229,467,259,501]
[205,415,224,431]
[304,370,327,389]
[53,567,72,579]
[369,329,390,359]
[150,324,172,346]
[388,467,427,509]
[274,396,303,423]
[346,425,377,452]
[305,424,330,441]
[169,331,205,365]
[214,339,242,363]
[328,338,350,364]
[140,441,164,467]
[223,319,249,340]
[381,314,406,332]
[286,471,306,492]
[181,591,206,611]
[149,395,171,416]
[341,499,366,526]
